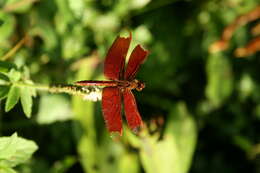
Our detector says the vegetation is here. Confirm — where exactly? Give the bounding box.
[0,0,259,172]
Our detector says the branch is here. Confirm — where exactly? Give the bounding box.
[234,36,260,57]
[209,6,260,53]
[1,36,28,61]
[3,0,39,13]
[14,82,102,101]
[251,22,260,36]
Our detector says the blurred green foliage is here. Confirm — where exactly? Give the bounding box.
[0,133,38,173]
[0,0,260,173]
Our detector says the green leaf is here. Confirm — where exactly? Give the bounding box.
[129,0,150,9]
[140,134,179,173]
[165,103,197,173]
[37,94,72,124]
[118,152,140,173]
[140,102,197,173]
[0,133,18,160]
[91,13,120,32]
[20,86,33,118]
[0,166,17,173]
[238,74,254,101]
[0,61,17,73]
[8,69,21,82]
[21,66,31,80]
[0,12,15,42]
[0,132,38,168]
[0,72,9,84]
[5,85,20,112]
[68,0,84,18]
[205,53,233,107]
[55,0,75,26]
[0,85,10,100]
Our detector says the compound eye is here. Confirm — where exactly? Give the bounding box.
[136,82,145,91]
[141,83,145,88]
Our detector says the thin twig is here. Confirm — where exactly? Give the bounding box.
[209,6,260,53]
[3,0,39,13]
[1,36,28,61]
[234,36,260,57]
[251,22,260,36]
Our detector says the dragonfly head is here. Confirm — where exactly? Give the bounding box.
[135,79,145,91]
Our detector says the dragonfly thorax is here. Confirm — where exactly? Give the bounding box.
[127,79,145,91]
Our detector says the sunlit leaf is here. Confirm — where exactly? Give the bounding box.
[0,133,18,160]
[20,86,33,118]
[0,166,17,173]
[140,134,179,173]
[92,13,119,32]
[5,85,20,112]
[68,0,84,18]
[205,53,233,107]
[21,66,31,80]
[0,133,38,168]
[130,0,150,9]
[119,153,140,173]
[37,94,72,124]
[55,0,75,24]
[134,26,153,44]
[238,73,254,101]
[165,102,197,173]
[8,69,21,82]
[140,102,197,173]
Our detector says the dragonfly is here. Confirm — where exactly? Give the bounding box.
[76,33,149,135]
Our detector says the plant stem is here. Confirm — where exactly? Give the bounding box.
[1,36,27,61]
[3,0,39,12]
[14,82,102,101]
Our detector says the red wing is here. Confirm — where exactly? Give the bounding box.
[123,89,143,131]
[104,34,131,80]
[124,45,148,80]
[102,87,123,134]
